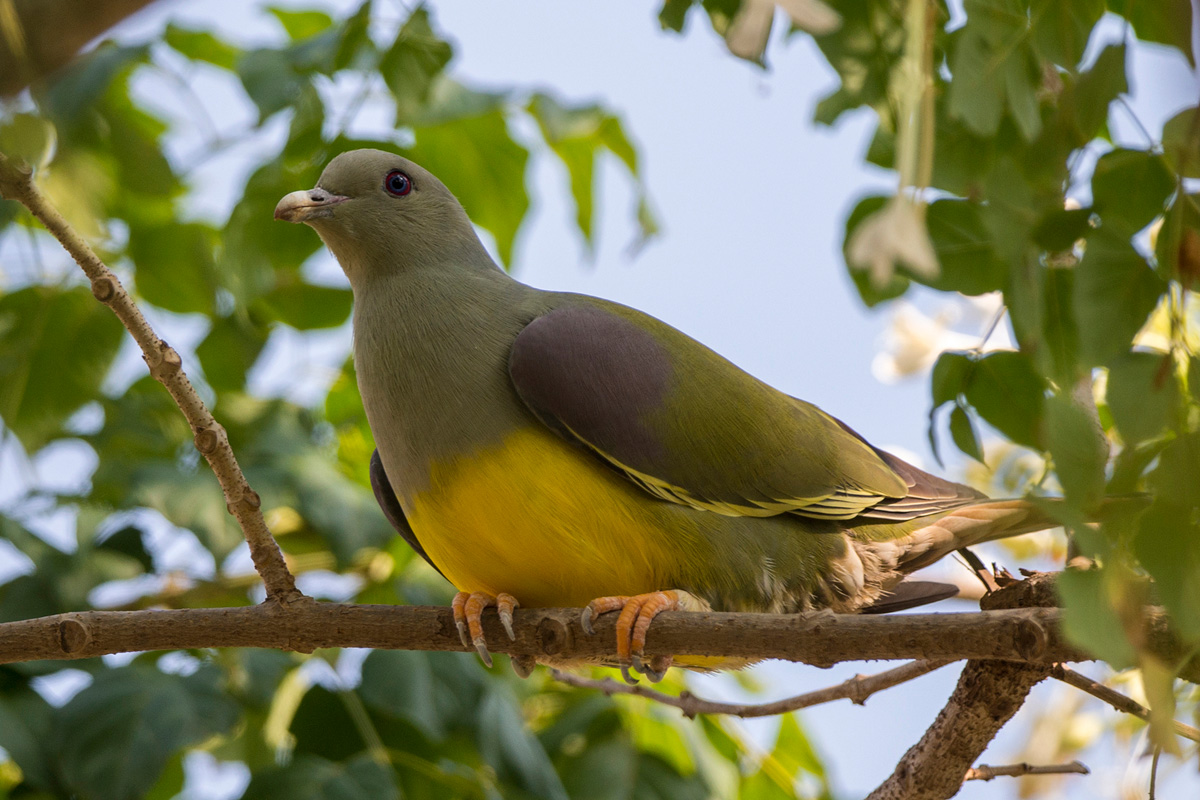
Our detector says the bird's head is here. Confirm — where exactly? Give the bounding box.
[274,149,490,283]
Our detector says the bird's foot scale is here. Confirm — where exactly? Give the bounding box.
[451,591,519,668]
[582,590,692,684]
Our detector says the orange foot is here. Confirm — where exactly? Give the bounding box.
[451,591,519,669]
[582,590,681,684]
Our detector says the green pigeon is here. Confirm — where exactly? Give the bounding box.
[275,149,1053,682]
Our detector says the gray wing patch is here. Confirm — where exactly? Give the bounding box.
[369,449,444,579]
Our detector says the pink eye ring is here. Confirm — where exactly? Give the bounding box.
[385,170,412,196]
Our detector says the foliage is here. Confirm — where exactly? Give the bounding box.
[0,0,1198,797]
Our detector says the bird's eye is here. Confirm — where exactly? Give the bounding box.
[384,170,413,197]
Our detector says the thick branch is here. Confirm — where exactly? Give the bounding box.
[550,659,953,718]
[0,605,1194,674]
[0,0,159,96]
[866,660,1051,800]
[0,154,300,602]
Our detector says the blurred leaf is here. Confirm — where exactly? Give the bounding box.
[1148,431,1200,509]
[38,42,148,129]
[773,713,827,781]
[920,199,1007,295]
[360,650,445,741]
[963,351,1046,450]
[1067,43,1127,141]
[0,113,56,168]
[97,525,154,573]
[144,752,186,800]
[1155,192,1200,285]
[291,686,366,761]
[58,665,239,800]
[811,0,904,125]
[1073,228,1167,365]
[163,25,241,70]
[1107,0,1194,66]
[949,404,984,462]
[1058,567,1136,668]
[1162,106,1200,178]
[409,110,529,268]
[197,314,269,393]
[244,754,398,800]
[1106,351,1179,445]
[0,685,57,791]
[1029,0,1103,68]
[129,222,219,314]
[0,286,124,451]
[268,7,335,40]
[380,7,454,123]
[1032,207,1091,251]
[237,48,310,122]
[930,351,972,407]
[947,0,1041,141]
[477,686,568,800]
[1134,499,1200,639]
[1090,149,1174,232]
[1044,392,1107,511]
[258,282,353,330]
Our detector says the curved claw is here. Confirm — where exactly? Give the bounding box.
[497,593,519,641]
[580,606,597,636]
[451,592,471,649]
[472,636,493,669]
[582,595,629,637]
[510,654,536,679]
[620,664,639,685]
[587,591,682,684]
[642,655,672,683]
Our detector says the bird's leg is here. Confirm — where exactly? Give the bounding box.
[451,590,520,668]
[582,590,684,684]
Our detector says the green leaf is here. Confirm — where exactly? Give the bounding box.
[1031,207,1091,251]
[359,651,445,740]
[950,404,984,462]
[477,686,569,800]
[1162,106,1200,178]
[58,665,239,800]
[1148,431,1200,507]
[129,222,219,314]
[772,713,827,781]
[291,686,366,762]
[1152,191,1200,284]
[1090,149,1174,232]
[1058,567,1136,668]
[0,286,124,452]
[1134,500,1200,638]
[268,7,335,40]
[1106,351,1179,444]
[97,525,154,573]
[920,200,1008,295]
[659,0,695,32]
[258,283,353,330]
[963,351,1046,450]
[1073,228,1166,365]
[237,49,309,122]
[409,110,530,268]
[379,7,454,124]
[1068,43,1127,141]
[197,314,269,393]
[0,685,57,791]
[1107,0,1193,66]
[244,754,398,800]
[0,113,56,168]
[843,196,910,306]
[947,0,1042,140]
[1045,393,1107,510]
[1030,0,1104,68]
[1041,264,1081,383]
[810,0,905,125]
[163,25,241,71]
[930,351,973,407]
[38,42,148,128]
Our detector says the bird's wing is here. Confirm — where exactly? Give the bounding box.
[509,301,929,520]
[370,449,444,578]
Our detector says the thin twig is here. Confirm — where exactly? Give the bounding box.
[1051,665,1200,743]
[964,761,1089,781]
[550,659,954,719]
[0,153,302,603]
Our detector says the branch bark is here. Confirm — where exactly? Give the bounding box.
[0,154,301,603]
[0,0,160,96]
[0,604,1195,677]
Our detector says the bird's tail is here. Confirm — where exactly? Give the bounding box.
[852,494,1147,580]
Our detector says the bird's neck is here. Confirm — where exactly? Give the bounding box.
[351,262,541,499]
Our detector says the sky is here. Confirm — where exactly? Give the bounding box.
[3,0,1199,797]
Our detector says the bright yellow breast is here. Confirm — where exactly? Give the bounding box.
[407,426,690,607]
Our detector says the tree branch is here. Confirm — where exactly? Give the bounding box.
[1052,664,1200,743]
[964,761,1089,781]
[549,659,953,718]
[0,153,301,603]
[0,0,160,96]
[866,660,1051,800]
[0,604,1195,677]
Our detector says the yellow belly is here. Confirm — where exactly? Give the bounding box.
[407,426,692,608]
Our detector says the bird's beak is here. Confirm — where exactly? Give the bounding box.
[274,188,349,223]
